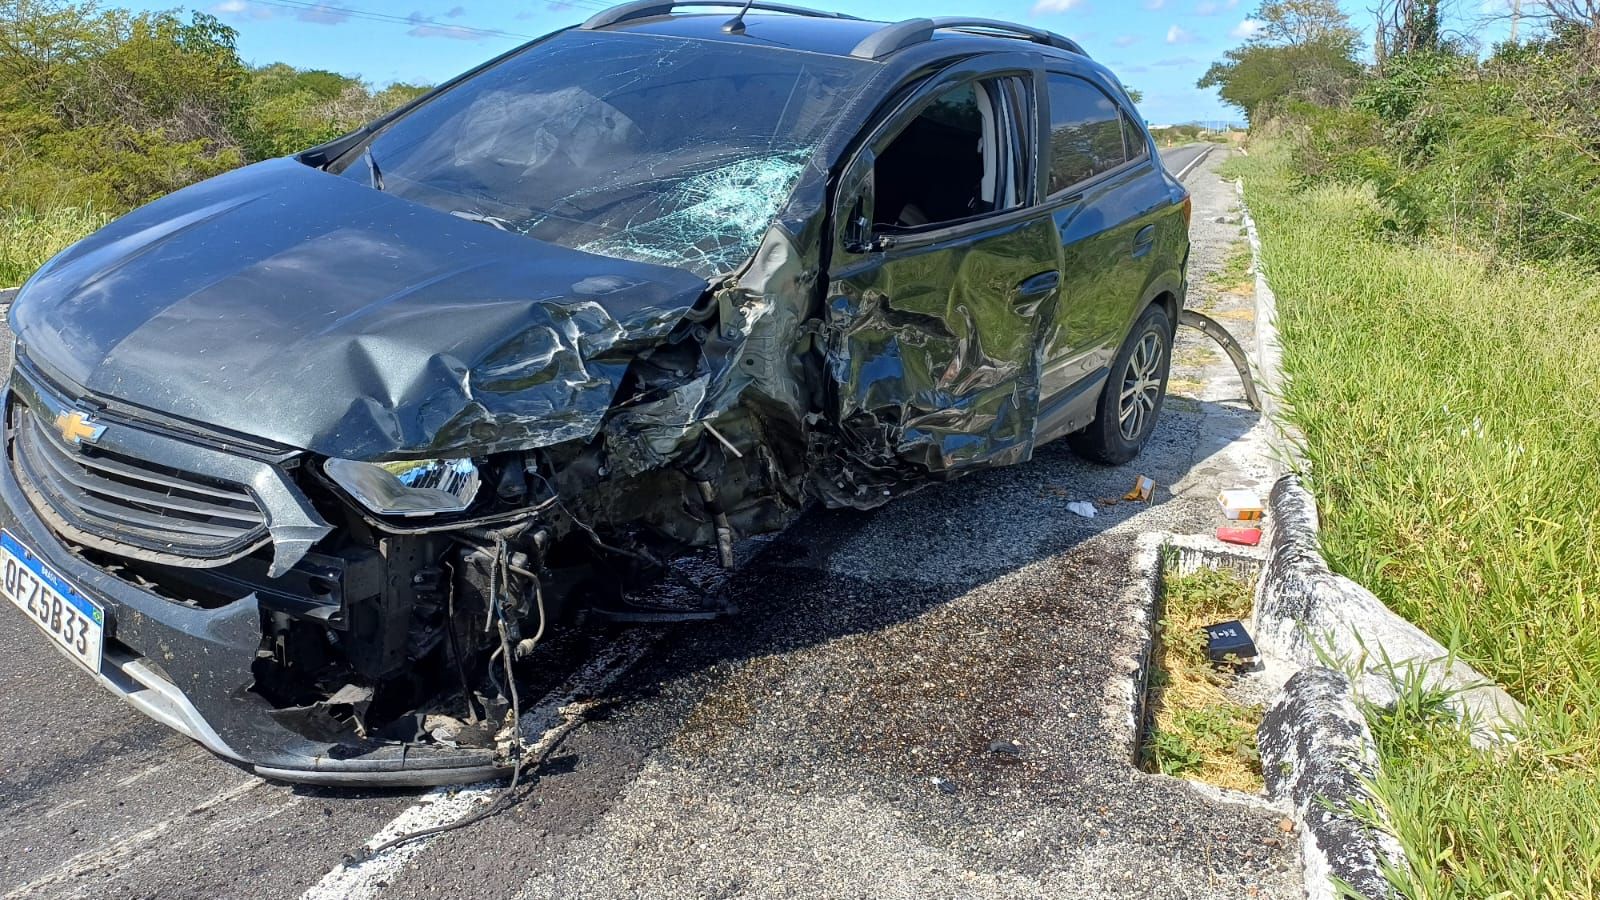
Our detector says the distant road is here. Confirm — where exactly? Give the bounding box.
[1160,142,1214,181]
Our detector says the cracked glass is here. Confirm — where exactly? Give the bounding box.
[339,32,875,278]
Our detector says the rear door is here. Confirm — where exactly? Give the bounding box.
[1035,70,1167,432]
[821,55,1061,502]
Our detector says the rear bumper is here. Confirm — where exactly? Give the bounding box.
[0,388,508,787]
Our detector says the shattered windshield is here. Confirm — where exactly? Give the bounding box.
[340,32,876,278]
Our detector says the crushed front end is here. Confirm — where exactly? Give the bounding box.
[0,326,805,784]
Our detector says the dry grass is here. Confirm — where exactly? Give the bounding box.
[1143,563,1263,793]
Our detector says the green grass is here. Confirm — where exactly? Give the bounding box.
[1226,145,1600,899]
[1143,563,1263,792]
[0,206,111,287]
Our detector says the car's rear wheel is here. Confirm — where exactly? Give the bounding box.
[1068,304,1173,465]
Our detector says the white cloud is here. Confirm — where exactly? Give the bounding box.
[1143,0,1165,8]
[1196,1,1219,13]
[209,0,272,19]
[1229,18,1262,38]
[1166,24,1194,43]
[1113,34,1139,47]
[296,3,350,24]
[1031,0,1086,12]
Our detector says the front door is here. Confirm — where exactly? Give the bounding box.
[818,59,1061,506]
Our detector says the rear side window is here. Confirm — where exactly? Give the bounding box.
[1045,74,1129,194]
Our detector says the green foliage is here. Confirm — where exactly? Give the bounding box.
[234,65,429,160]
[1205,0,1600,269]
[1232,147,1600,898]
[1198,40,1363,123]
[0,204,110,285]
[1284,30,1600,268]
[1198,0,1364,123]
[0,0,431,283]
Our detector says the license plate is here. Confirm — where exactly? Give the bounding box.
[1,530,104,672]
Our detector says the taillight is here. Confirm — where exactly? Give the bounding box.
[1181,195,1193,229]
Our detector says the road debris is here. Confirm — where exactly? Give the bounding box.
[1124,474,1156,502]
[1066,501,1098,519]
[1203,619,1259,668]
[1216,526,1262,546]
[1217,489,1264,521]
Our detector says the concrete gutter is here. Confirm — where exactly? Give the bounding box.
[1236,179,1528,899]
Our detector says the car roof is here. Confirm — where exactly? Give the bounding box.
[581,4,1094,65]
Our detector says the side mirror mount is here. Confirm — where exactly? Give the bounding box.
[843,196,874,254]
[838,150,878,254]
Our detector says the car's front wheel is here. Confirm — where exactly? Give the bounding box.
[1068,304,1173,465]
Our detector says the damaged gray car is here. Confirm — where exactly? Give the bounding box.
[0,2,1190,785]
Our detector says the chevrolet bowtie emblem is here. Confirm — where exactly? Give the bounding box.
[54,410,106,447]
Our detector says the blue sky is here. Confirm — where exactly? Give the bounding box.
[123,0,1512,127]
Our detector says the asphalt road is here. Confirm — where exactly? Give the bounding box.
[0,144,1303,899]
[1158,142,1212,180]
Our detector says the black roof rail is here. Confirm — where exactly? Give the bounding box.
[850,16,1087,59]
[580,0,859,30]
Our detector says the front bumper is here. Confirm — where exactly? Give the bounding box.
[0,391,509,787]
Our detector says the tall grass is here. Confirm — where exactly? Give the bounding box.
[0,206,111,287]
[1228,147,1600,899]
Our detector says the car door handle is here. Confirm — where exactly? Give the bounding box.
[1015,271,1061,303]
[1012,271,1060,315]
[1132,224,1156,259]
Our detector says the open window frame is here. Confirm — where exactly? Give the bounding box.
[834,54,1047,255]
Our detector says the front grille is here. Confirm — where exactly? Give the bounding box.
[9,399,270,564]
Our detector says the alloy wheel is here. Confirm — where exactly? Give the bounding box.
[1118,330,1165,442]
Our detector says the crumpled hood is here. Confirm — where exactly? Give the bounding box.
[11,158,710,459]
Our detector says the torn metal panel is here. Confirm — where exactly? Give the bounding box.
[818,216,1062,506]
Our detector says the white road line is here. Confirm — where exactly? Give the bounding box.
[1173,145,1214,182]
[300,629,659,900]
[5,777,267,899]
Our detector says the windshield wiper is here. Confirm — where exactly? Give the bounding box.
[364,147,385,192]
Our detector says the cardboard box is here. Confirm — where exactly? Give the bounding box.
[1217,489,1264,521]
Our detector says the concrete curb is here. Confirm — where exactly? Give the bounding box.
[1259,667,1404,900]
[1235,181,1302,479]
[1256,476,1527,745]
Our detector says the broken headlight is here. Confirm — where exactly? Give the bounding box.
[324,458,481,517]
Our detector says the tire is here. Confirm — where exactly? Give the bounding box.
[1067,304,1173,465]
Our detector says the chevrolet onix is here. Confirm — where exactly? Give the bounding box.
[1,2,1189,784]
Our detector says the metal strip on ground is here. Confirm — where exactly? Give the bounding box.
[299,629,660,900]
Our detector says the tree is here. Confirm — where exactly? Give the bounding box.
[1250,0,1360,49]
[1197,0,1363,122]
